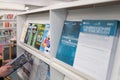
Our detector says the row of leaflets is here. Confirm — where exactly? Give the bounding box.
[21,23,50,54]
[0,22,16,28]
[0,14,16,20]
[0,30,16,36]
[0,30,16,44]
[0,14,16,28]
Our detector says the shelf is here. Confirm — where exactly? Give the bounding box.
[51,62,95,80]
[0,19,16,22]
[0,27,16,30]
[17,7,50,15]
[52,58,95,80]
[17,42,51,65]
[50,0,119,10]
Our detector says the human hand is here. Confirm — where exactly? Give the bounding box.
[0,65,12,77]
[4,59,12,64]
[0,55,2,59]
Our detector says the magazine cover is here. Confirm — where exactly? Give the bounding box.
[20,24,28,42]
[35,60,50,80]
[27,23,38,47]
[24,23,32,43]
[56,21,81,66]
[5,51,32,77]
[34,24,45,49]
[40,24,50,54]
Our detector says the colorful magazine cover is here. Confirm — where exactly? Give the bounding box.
[40,24,50,54]
[27,23,38,47]
[34,24,45,49]
[56,21,81,66]
[24,23,32,43]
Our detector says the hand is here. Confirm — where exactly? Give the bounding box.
[0,55,2,59]
[0,65,12,77]
[4,59,12,64]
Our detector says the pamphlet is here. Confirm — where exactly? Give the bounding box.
[5,52,32,77]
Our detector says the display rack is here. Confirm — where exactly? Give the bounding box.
[0,14,16,43]
[17,0,120,80]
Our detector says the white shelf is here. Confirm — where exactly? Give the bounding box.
[17,7,50,15]
[0,19,16,22]
[0,27,16,30]
[51,61,95,80]
[52,58,95,80]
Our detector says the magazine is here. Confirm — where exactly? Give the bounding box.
[27,23,38,46]
[5,52,32,77]
[34,24,45,49]
[40,24,50,54]
[20,24,28,42]
[24,23,33,43]
[56,21,81,66]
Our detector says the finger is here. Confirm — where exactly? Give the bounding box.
[7,66,13,70]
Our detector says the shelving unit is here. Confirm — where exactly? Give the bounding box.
[0,14,16,41]
[17,0,120,80]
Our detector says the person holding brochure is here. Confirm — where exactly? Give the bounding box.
[0,59,12,80]
[0,52,32,80]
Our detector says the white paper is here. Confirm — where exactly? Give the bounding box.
[73,33,114,80]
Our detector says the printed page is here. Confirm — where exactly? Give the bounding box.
[73,20,118,80]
